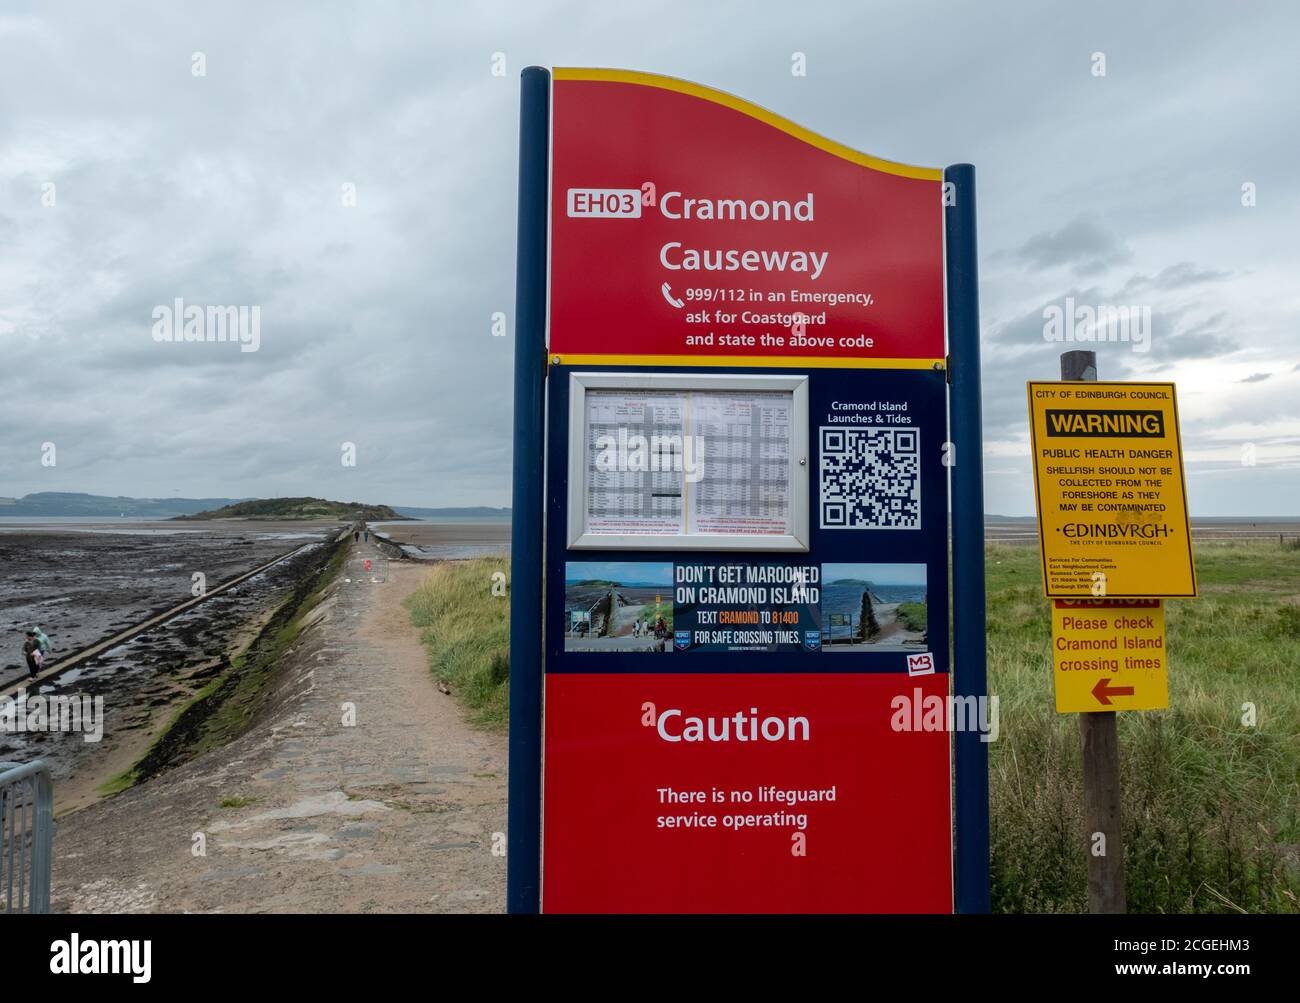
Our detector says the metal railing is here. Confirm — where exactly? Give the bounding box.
[1,760,53,913]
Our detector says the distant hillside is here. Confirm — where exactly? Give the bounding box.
[175,497,409,522]
[393,505,510,520]
[0,492,509,521]
[0,492,247,518]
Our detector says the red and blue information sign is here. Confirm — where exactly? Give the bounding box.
[519,68,982,913]
[549,69,944,366]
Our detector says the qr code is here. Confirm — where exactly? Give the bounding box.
[819,427,921,529]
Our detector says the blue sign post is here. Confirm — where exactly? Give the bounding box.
[945,163,991,914]
[505,65,550,915]
[508,68,989,914]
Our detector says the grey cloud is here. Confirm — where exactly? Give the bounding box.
[985,287,1107,346]
[1148,330,1238,361]
[2,0,1299,516]
[1130,309,1238,362]
[1008,217,1133,275]
[1179,311,1229,338]
[1237,372,1271,383]
[1120,262,1232,293]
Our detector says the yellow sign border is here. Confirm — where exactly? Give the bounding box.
[551,353,943,370]
[553,67,942,182]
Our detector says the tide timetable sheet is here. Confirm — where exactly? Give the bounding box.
[581,388,793,538]
[584,390,687,535]
[689,392,792,535]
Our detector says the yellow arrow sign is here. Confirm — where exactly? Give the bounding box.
[1051,599,1168,713]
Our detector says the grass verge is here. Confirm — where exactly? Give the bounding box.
[405,557,509,729]
[403,541,1298,912]
[987,540,1299,913]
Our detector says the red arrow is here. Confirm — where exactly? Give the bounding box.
[1092,677,1135,705]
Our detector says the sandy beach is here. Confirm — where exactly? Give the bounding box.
[0,519,348,808]
[370,519,510,559]
[48,536,507,913]
[0,519,345,683]
[0,518,514,810]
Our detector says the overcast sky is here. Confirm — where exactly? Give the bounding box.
[2,1,1296,513]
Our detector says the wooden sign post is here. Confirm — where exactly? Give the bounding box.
[1061,348,1125,913]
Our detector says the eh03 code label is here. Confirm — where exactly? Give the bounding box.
[567,188,642,218]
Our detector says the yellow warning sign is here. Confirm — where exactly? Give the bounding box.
[1027,381,1197,598]
[1052,599,1168,712]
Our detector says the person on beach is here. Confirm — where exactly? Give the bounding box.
[354,530,359,542]
[22,630,44,679]
[364,529,369,543]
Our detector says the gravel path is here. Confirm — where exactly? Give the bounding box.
[50,539,508,913]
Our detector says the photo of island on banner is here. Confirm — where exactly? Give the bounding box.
[820,563,928,652]
[563,561,674,652]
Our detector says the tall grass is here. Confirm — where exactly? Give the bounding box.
[405,557,510,729]
[988,541,1300,913]
[406,545,1298,911]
